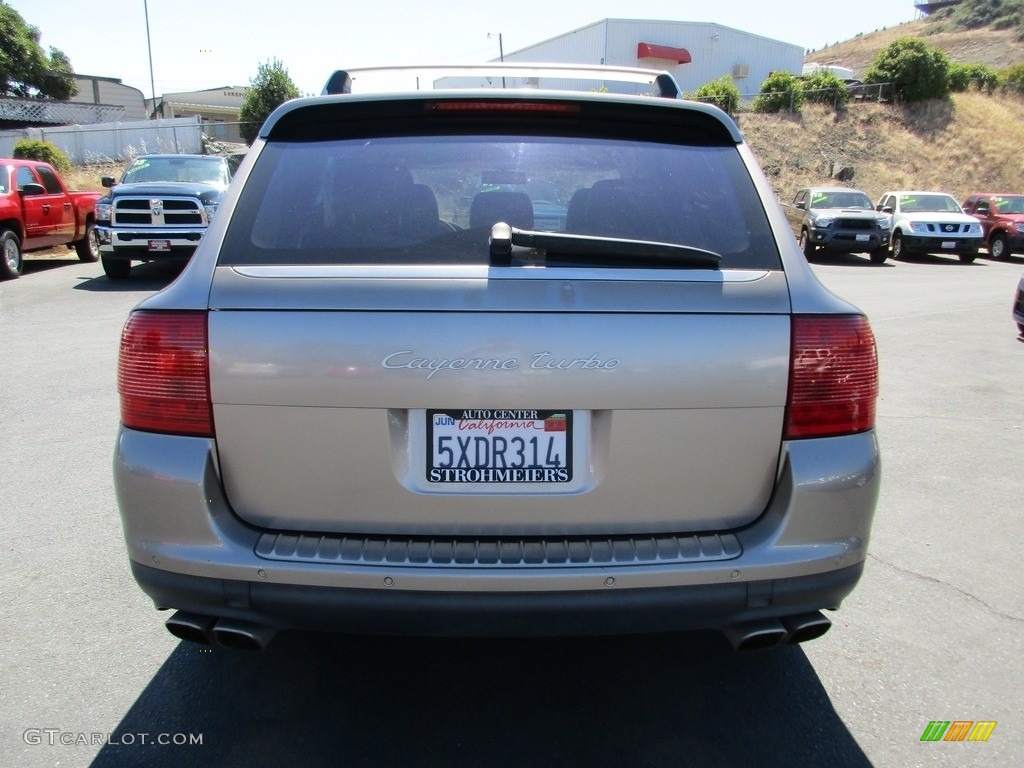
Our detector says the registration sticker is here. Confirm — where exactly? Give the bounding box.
[148,240,171,252]
[427,409,572,484]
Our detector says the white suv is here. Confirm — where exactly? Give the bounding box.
[876,190,983,263]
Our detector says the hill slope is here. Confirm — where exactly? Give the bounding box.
[741,93,1024,203]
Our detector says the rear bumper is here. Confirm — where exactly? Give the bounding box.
[131,559,864,636]
[114,426,880,636]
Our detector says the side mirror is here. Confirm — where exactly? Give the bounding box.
[19,182,46,196]
[794,201,806,210]
[975,205,989,216]
[877,205,893,214]
[101,176,116,188]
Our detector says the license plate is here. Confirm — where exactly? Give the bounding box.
[427,409,571,484]
[942,241,956,249]
[148,240,171,252]
[856,234,870,242]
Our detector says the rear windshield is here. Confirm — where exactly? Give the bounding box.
[222,134,780,269]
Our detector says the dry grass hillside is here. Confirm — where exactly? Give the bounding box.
[741,93,1024,203]
[744,13,1024,204]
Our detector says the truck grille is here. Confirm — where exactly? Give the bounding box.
[835,218,876,231]
[113,197,204,226]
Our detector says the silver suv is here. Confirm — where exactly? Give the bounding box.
[114,65,880,651]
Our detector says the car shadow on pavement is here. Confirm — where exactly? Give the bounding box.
[91,630,870,768]
[73,261,186,292]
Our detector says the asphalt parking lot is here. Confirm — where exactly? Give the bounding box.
[1,251,1021,767]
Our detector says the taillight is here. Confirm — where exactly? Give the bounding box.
[785,315,878,439]
[118,311,213,437]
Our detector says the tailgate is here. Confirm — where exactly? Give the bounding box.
[208,267,791,536]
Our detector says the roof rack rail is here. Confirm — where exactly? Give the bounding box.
[321,64,681,99]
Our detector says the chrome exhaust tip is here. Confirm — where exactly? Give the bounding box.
[723,618,789,651]
[783,611,832,644]
[165,611,215,645]
[211,618,277,651]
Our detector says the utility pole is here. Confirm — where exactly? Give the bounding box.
[144,0,157,116]
[488,32,505,88]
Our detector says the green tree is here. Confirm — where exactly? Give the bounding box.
[802,69,851,107]
[862,38,951,103]
[0,2,77,99]
[752,71,805,113]
[239,59,301,145]
[689,76,741,115]
[12,139,70,172]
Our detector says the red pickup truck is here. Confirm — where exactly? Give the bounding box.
[0,158,101,279]
[962,193,1024,260]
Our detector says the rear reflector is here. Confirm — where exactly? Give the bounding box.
[118,311,213,437]
[786,315,878,439]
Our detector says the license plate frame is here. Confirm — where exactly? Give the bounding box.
[426,409,572,484]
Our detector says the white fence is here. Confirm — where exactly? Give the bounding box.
[0,116,204,164]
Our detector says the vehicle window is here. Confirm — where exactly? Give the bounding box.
[223,135,780,270]
[15,166,36,191]
[993,196,1024,214]
[34,166,64,194]
[901,194,961,213]
[122,157,228,185]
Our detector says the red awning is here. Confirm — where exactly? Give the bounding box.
[636,42,692,64]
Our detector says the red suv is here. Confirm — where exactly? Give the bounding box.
[962,193,1024,260]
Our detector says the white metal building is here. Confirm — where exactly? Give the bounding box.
[500,18,804,97]
[70,75,147,121]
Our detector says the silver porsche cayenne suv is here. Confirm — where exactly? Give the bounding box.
[114,65,880,651]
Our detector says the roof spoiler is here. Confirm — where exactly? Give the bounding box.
[321,65,681,98]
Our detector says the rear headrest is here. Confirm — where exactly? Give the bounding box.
[469,190,534,230]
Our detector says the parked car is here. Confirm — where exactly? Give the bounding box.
[782,186,889,263]
[876,190,983,263]
[114,63,881,652]
[1014,273,1024,336]
[0,158,101,279]
[961,193,1024,261]
[94,154,233,280]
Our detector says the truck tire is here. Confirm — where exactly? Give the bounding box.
[869,248,887,264]
[75,221,100,262]
[890,232,904,260]
[989,233,1009,260]
[799,230,816,260]
[102,255,131,280]
[959,252,976,264]
[0,229,23,279]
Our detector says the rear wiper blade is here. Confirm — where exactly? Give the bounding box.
[487,223,722,269]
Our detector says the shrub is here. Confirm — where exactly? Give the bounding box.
[1001,62,1024,96]
[949,62,1001,93]
[862,38,951,102]
[689,76,741,115]
[752,72,805,113]
[12,139,71,172]
[802,70,851,107]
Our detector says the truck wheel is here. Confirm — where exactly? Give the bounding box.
[0,229,23,279]
[102,255,131,280]
[959,253,976,264]
[869,248,887,264]
[989,233,1009,260]
[799,230,816,260]
[75,221,100,262]
[890,232,904,260]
